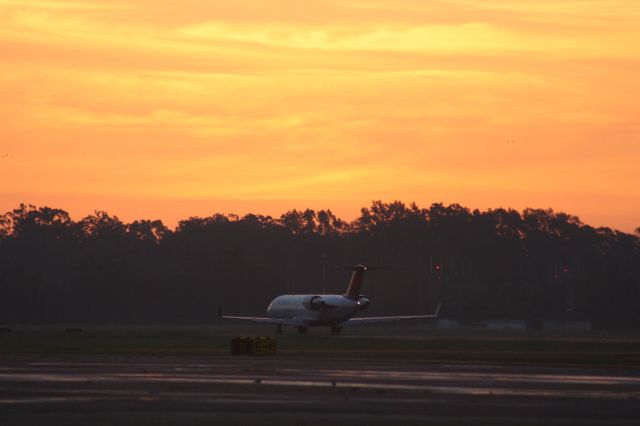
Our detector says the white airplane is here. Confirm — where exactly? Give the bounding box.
[221,264,441,334]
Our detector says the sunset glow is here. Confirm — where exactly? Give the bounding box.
[1,0,638,230]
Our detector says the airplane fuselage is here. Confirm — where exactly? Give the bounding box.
[267,295,359,326]
[221,264,440,334]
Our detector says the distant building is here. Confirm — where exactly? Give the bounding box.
[539,310,592,331]
[434,319,461,330]
[484,320,527,331]
[431,317,591,332]
[542,320,591,332]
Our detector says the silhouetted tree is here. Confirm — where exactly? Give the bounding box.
[0,201,638,327]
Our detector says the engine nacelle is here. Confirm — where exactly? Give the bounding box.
[357,296,371,310]
[303,295,327,311]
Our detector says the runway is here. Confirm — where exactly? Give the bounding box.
[1,355,639,425]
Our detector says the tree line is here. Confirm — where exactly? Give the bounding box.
[0,202,638,328]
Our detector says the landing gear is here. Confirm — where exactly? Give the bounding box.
[331,325,342,335]
[276,324,283,335]
[297,326,308,335]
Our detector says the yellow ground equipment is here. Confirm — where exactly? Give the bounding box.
[230,336,277,355]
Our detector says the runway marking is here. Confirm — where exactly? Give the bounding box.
[1,370,638,402]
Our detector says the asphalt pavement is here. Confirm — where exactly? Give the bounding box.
[1,355,639,425]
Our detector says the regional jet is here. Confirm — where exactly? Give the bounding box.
[221,264,441,334]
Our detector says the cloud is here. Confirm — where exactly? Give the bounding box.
[0,0,638,231]
[0,0,127,11]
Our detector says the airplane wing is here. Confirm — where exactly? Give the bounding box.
[222,315,281,324]
[342,303,442,326]
[220,311,307,327]
[218,305,307,326]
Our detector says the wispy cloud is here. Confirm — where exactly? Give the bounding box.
[0,0,129,11]
[0,0,638,230]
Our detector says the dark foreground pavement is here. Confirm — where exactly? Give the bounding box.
[1,355,639,425]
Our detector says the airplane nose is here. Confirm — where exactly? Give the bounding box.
[266,301,275,315]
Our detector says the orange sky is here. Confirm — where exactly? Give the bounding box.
[0,0,638,231]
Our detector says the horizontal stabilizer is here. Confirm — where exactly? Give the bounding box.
[334,265,392,271]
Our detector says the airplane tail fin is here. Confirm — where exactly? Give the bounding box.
[342,265,390,299]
